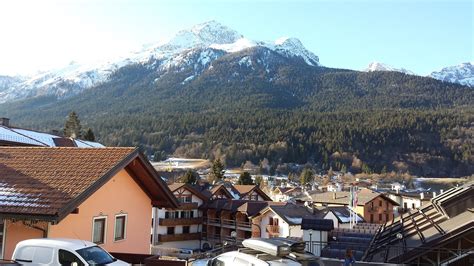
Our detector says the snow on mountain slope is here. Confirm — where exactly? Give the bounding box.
[0,21,321,103]
[365,62,414,75]
[430,62,474,87]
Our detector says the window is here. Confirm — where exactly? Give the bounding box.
[59,249,84,266]
[404,202,408,210]
[412,203,416,209]
[114,215,127,241]
[167,227,175,235]
[378,213,382,221]
[183,226,190,234]
[93,217,106,244]
[76,246,115,265]
[181,211,189,218]
[33,247,54,264]
[370,214,374,223]
[165,211,179,219]
[386,214,389,221]
[370,202,374,210]
[178,195,192,203]
[379,200,382,207]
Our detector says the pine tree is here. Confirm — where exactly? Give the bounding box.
[63,111,82,138]
[83,128,95,141]
[300,168,314,185]
[210,158,225,182]
[180,170,199,184]
[237,172,254,185]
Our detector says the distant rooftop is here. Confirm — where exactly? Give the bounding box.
[0,118,103,148]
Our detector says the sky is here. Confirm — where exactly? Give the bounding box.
[0,0,472,76]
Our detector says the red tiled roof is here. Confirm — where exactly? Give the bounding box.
[0,147,178,221]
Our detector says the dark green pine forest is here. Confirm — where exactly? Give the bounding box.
[1,47,473,177]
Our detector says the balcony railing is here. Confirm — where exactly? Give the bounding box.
[178,202,199,210]
[157,232,200,243]
[266,225,280,235]
[159,217,203,226]
[204,217,252,229]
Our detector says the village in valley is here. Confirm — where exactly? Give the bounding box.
[0,1,473,264]
[0,117,473,265]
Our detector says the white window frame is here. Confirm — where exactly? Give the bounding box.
[114,213,127,242]
[92,216,107,245]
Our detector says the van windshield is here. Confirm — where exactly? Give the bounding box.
[75,246,116,265]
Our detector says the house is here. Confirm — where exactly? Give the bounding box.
[308,189,399,224]
[0,118,103,147]
[250,203,322,239]
[0,147,178,259]
[327,182,343,192]
[152,183,208,250]
[316,206,365,229]
[232,185,272,201]
[386,191,432,216]
[364,183,474,265]
[390,182,406,193]
[272,187,303,202]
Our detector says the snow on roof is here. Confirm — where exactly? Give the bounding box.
[0,126,46,146]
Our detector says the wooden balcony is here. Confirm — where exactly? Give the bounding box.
[178,202,199,210]
[159,217,202,226]
[266,225,280,235]
[204,217,252,231]
[157,232,200,242]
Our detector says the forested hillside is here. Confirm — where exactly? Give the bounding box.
[1,47,473,177]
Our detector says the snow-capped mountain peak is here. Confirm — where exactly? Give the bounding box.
[365,62,414,75]
[158,21,243,51]
[270,37,320,66]
[0,21,321,103]
[430,62,474,87]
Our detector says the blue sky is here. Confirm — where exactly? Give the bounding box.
[0,0,472,76]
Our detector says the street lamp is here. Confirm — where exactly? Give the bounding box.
[308,229,313,254]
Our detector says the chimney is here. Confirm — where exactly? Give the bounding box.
[420,192,424,200]
[333,192,337,200]
[0,117,10,127]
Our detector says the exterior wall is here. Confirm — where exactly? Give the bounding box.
[323,212,340,228]
[48,169,152,254]
[258,211,302,238]
[363,196,394,224]
[152,187,203,250]
[3,220,45,259]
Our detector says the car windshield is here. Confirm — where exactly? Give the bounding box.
[76,246,116,265]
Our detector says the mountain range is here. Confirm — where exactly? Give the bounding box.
[0,21,472,104]
[0,21,473,177]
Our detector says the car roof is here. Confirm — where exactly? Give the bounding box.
[217,251,300,266]
[16,238,96,251]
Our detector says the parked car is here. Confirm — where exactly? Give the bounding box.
[205,238,319,266]
[12,238,129,265]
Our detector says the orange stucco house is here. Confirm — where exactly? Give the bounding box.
[0,147,178,259]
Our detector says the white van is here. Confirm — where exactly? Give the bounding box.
[12,238,129,265]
